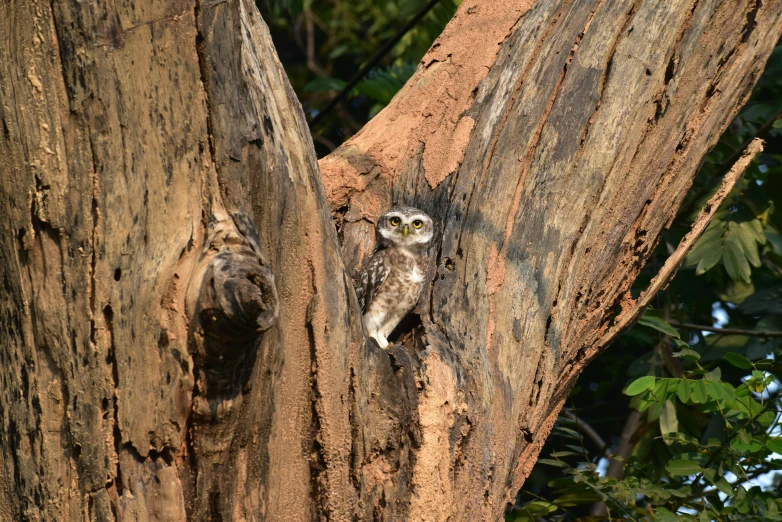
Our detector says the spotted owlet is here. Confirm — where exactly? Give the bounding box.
[355,206,434,349]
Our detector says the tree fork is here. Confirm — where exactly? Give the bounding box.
[0,0,781,521]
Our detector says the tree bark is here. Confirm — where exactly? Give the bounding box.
[0,1,779,522]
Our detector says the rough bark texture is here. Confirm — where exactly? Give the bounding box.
[321,0,782,518]
[0,1,779,522]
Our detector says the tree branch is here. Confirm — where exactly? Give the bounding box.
[676,109,782,220]
[560,407,607,452]
[669,320,782,338]
[720,108,782,169]
[597,138,765,349]
[589,407,643,517]
[308,0,442,128]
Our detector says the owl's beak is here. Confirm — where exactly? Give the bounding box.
[402,224,409,237]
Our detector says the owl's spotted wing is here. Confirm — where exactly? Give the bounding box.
[355,249,390,314]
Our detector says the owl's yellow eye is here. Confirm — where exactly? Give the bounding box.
[412,219,423,229]
[390,217,401,226]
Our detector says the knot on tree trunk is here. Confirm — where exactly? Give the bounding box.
[187,210,279,400]
[198,250,278,349]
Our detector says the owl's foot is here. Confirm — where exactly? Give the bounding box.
[367,333,389,349]
[384,341,394,349]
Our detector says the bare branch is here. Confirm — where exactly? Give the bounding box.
[560,407,607,452]
[670,320,782,338]
[597,138,765,350]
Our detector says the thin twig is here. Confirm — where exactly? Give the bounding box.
[309,0,441,128]
[305,11,327,77]
[719,108,782,169]
[561,407,607,451]
[597,138,765,350]
[669,320,782,338]
[676,109,782,220]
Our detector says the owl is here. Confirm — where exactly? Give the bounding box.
[355,206,434,349]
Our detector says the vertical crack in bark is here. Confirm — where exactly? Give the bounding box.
[741,0,761,43]
[305,259,329,520]
[104,304,124,497]
[347,365,361,502]
[45,0,75,113]
[183,394,199,518]
[194,0,218,169]
[645,0,699,135]
[88,135,100,330]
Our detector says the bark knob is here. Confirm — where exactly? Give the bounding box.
[198,250,279,349]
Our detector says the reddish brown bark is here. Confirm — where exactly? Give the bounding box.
[0,0,780,520]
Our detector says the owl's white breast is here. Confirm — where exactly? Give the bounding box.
[409,264,425,284]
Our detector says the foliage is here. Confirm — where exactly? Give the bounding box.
[508,40,782,521]
[259,0,460,155]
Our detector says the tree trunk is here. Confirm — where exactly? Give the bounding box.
[0,0,779,521]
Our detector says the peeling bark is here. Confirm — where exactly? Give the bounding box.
[0,0,780,521]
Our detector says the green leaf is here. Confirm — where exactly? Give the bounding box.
[767,438,782,454]
[549,450,580,458]
[651,378,671,400]
[537,458,568,468]
[716,477,733,495]
[704,367,721,381]
[637,314,680,338]
[626,376,656,396]
[724,234,752,282]
[720,383,736,401]
[666,459,701,476]
[552,491,601,506]
[742,219,766,244]
[704,380,724,401]
[773,118,782,128]
[672,349,700,361]
[759,410,776,427]
[551,426,582,439]
[724,352,752,369]
[687,222,724,273]
[691,380,708,403]
[730,221,762,267]
[659,400,678,436]
[718,280,756,304]
[303,77,347,92]
[696,244,724,275]
[676,380,690,403]
[647,399,663,421]
[655,507,679,522]
[520,500,558,515]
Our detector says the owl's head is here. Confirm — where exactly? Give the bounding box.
[376,206,434,250]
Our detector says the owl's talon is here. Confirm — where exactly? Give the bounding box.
[384,342,394,349]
